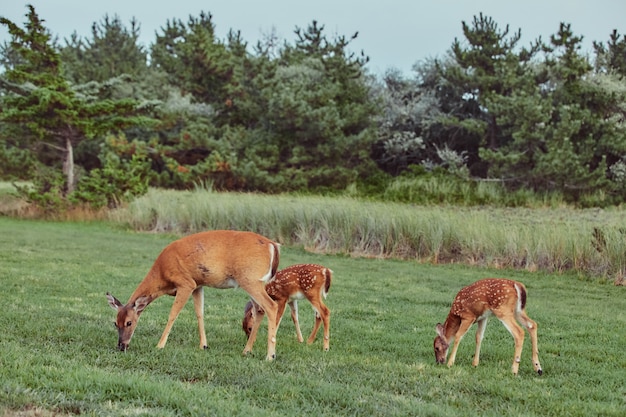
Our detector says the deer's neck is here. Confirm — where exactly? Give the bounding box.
[442,314,462,341]
[128,269,168,305]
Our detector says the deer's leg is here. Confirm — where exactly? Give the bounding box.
[308,310,322,345]
[519,311,543,375]
[191,287,208,349]
[257,293,278,360]
[322,307,330,351]
[500,317,525,375]
[307,303,330,351]
[277,300,288,328]
[241,283,278,360]
[472,317,488,367]
[447,319,474,367]
[157,286,194,349]
[306,295,323,345]
[287,301,304,343]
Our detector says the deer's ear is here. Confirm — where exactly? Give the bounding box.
[435,323,445,337]
[133,296,152,314]
[106,292,123,310]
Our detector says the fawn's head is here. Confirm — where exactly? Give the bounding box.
[433,323,449,364]
[242,301,254,339]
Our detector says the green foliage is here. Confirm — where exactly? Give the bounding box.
[0,5,156,203]
[593,29,626,77]
[0,6,73,144]
[247,22,378,192]
[430,17,626,203]
[3,7,626,206]
[443,13,541,151]
[538,24,626,199]
[60,15,148,84]
[14,166,69,212]
[72,137,150,208]
[0,140,36,179]
[150,12,234,106]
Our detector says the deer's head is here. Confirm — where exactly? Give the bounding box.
[242,301,254,339]
[433,323,449,364]
[106,293,151,351]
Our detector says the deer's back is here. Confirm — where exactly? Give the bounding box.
[153,230,278,288]
[451,278,522,319]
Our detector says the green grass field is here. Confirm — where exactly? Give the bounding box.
[1,217,625,416]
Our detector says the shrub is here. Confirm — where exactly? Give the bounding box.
[72,152,150,209]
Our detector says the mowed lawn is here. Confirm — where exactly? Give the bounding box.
[0,217,624,416]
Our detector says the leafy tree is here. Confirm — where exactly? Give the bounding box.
[369,68,428,174]
[0,5,154,207]
[370,58,486,176]
[427,14,542,179]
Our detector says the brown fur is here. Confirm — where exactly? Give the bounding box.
[107,230,281,360]
[243,264,332,351]
[433,278,542,375]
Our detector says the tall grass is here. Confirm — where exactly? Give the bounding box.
[109,189,626,282]
[382,174,572,207]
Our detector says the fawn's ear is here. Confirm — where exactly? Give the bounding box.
[106,292,123,310]
[435,323,445,338]
[133,295,152,314]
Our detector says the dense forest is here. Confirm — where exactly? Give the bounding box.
[1,5,625,209]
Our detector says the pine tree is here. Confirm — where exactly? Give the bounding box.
[593,30,626,77]
[0,5,154,202]
[60,14,148,84]
[253,20,377,191]
[538,23,626,200]
[151,12,233,106]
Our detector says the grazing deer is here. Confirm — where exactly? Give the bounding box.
[106,230,281,360]
[434,278,542,375]
[243,264,332,351]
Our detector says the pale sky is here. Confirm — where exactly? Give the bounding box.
[1,0,625,75]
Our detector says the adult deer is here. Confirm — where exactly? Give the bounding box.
[434,278,542,375]
[242,264,332,351]
[106,230,281,360]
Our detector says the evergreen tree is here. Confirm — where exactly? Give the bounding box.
[444,14,541,150]
[593,30,626,77]
[151,12,234,108]
[0,5,154,203]
[538,24,626,200]
[478,22,626,201]
[247,20,378,191]
[432,14,542,177]
[60,14,148,84]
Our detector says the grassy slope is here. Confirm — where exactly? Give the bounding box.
[0,218,624,416]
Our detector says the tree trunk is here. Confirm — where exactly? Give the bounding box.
[63,137,75,194]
